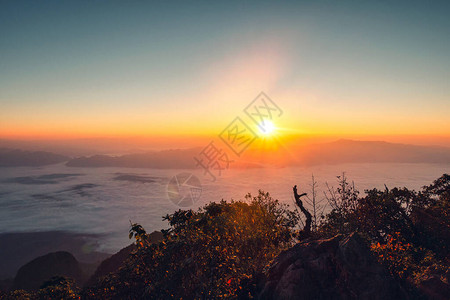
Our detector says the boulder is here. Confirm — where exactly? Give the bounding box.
[12,251,83,291]
[259,233,405,300]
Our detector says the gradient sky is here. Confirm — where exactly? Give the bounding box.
[1,1,449,141]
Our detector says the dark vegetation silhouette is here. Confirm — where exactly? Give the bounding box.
[293,185,312,238]
[1,174,449,299]
[304,174,326,231]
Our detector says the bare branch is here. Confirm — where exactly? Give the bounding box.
[293,185,312,238]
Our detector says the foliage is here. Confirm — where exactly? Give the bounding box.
[304,174,326,231]
[3,175,449,299]
[87,191,300,299]
[0,290,32,300]
[37,276,80,300]
[370,232,448,285]
[320,173,360,235]
[0,276,80,300]
[370,232,416,279]
[319,173,450,286]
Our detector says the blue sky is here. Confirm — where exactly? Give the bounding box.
[1,0,449,138]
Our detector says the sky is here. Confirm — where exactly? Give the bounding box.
[0,0,449,145]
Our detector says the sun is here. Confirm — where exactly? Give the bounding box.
[258,119,276,136]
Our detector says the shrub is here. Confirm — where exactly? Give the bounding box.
[88,191,300,299]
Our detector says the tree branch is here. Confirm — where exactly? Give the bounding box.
[293,185,312,237]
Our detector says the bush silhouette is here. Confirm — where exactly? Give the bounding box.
[87,191,300,299]
[3,175,448,299]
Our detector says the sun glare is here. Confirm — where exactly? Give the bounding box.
[258,119,276,136]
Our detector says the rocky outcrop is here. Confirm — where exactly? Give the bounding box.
[259,233,405,300]
[0,231,109,280]
[418,275,450,300]
[12,251,84,291]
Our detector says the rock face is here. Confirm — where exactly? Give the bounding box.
[13,251,83,291]
[259,233,405,300]
[0,231,109,280]
[418,275,450,300]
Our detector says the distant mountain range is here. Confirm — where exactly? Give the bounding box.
[0,148,69,167]
[293,139,450,165]
[66,148,201,168]
[1,140,449,168]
